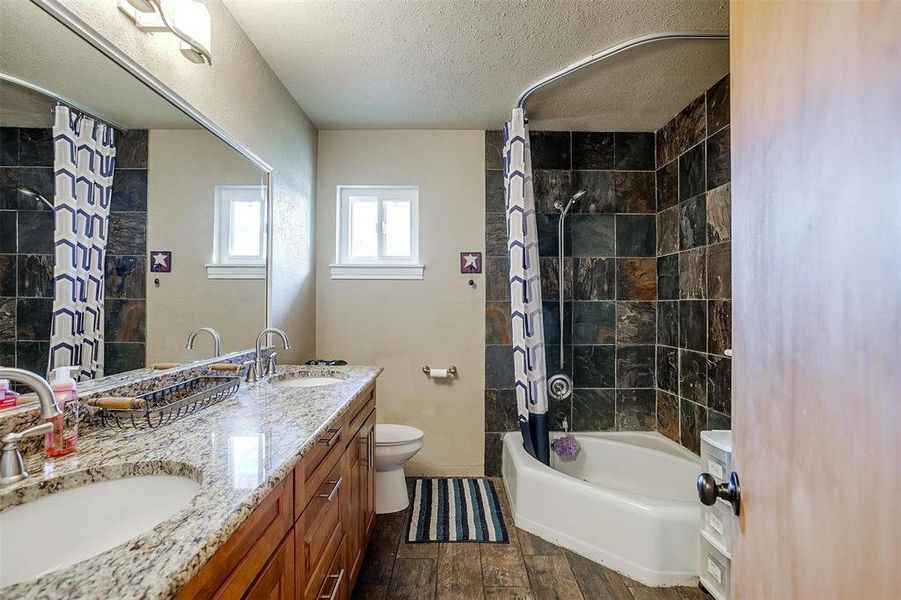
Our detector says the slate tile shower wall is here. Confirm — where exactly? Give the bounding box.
[654,75,732,454]
[484,129,660,475]
[0,127,148,378]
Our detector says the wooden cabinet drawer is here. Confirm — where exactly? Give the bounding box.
[298,526,345,600]
[346,386,375,429]
[177,477,294,600]
[244,529,295,600]
[314,537,347,600]
[296,460,347,598]
[296,421,346,516]
[347,397,375,449]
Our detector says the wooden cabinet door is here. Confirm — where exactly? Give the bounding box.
[348,408,376,585]
[245,530,295,600]
[346,443,363,585]
[731,1,901,597]
[360,410,376,543]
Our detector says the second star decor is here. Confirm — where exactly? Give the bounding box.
[460,252,482,274]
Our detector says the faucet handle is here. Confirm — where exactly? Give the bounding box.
[1,422,53,486]
[241,360,258,384]
[1,421,53,447]
[266,352,278,376]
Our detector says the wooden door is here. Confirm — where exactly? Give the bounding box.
[245,531,295,600]
[731,1,901,597]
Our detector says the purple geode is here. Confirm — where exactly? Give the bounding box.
[551,434,581,462]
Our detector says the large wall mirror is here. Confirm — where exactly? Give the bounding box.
[0,1,270,399]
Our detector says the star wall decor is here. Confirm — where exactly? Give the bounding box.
[150,250,172,273]
[460,252,482,274]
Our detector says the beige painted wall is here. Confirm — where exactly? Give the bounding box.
[146,130,266,364]
[316,130,485,476]
[59,0,317,362]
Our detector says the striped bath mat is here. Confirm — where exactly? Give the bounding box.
[406,478,508,543]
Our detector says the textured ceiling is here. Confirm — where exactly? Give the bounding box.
[224,0,729,131]
[0,1,197,130]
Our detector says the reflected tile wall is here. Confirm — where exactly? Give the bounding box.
[654,75,732,453]
[0,127,147,376]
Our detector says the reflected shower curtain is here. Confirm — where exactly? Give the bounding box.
[503,108,549,465]
[48,106,117,380]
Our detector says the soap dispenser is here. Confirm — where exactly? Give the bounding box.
[46,366,80,457]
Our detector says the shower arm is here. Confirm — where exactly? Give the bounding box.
[514,31,729,110]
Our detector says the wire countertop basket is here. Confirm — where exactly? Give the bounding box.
[95,376,241,429]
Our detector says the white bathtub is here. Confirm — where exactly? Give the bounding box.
[502,431,702,586]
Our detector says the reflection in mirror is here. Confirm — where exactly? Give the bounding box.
[0,1,268,405]
[228,433,270,490]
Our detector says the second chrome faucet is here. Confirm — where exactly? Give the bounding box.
[246,328,291,383]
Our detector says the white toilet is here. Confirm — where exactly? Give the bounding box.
[374,424,424,514]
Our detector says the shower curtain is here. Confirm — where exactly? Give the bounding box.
[48,105,117,380]
[503,108,549,465]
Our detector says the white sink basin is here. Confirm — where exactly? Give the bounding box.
[276,376,344,388]
[0,475,200,587]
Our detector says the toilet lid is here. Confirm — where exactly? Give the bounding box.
[376,424,423,446]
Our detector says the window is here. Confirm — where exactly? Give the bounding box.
[332,186,422,280]
[207,185,267,279]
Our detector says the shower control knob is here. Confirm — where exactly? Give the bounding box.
[547,373,573,401]
[697,471,741,516]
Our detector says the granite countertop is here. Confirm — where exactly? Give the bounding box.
[0,365,382,599]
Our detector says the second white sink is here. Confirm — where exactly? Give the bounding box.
[0,474,201,588]
[276,376,344,388]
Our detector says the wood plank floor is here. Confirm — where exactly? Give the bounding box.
[352,478,707,600]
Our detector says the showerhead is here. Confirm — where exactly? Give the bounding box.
[16,186,53,210]
[554,190,587,215]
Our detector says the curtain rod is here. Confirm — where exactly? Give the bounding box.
[515,31,729,110]
[0,72,128,132]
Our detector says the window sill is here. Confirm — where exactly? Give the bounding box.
[206,264,266,280]
[329,263,424,280]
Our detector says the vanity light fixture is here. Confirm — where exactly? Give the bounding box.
[118,0,212,65]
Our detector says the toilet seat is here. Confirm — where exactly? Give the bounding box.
[376,424,423,447]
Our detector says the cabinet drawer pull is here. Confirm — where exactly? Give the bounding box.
[319,477,343,502]
[367,430,374,472]
[320,426,343,448]
[319,568,345,600]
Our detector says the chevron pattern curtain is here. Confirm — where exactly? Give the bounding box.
[503,108,549,465]
[48,106,117,380]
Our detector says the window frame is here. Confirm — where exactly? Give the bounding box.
[207,184,267,280]
[332,185,423,280]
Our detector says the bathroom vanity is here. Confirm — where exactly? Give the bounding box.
[0,365,380,599]
[177,372,377,600]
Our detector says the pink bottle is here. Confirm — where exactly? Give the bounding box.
[45,366,80,457]
[0,379,19,409]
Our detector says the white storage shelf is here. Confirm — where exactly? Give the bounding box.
[700,534,731,600]
[700,430,734,600]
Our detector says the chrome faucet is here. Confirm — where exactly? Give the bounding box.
[185,327,221,358]
[248,328,291,383]
[0,368,62,486]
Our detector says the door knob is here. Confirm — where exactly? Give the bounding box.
[697,471,741,516]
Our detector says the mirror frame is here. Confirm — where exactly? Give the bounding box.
[30,0,274,330]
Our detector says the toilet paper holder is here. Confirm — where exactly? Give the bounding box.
[421,365,458,377]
